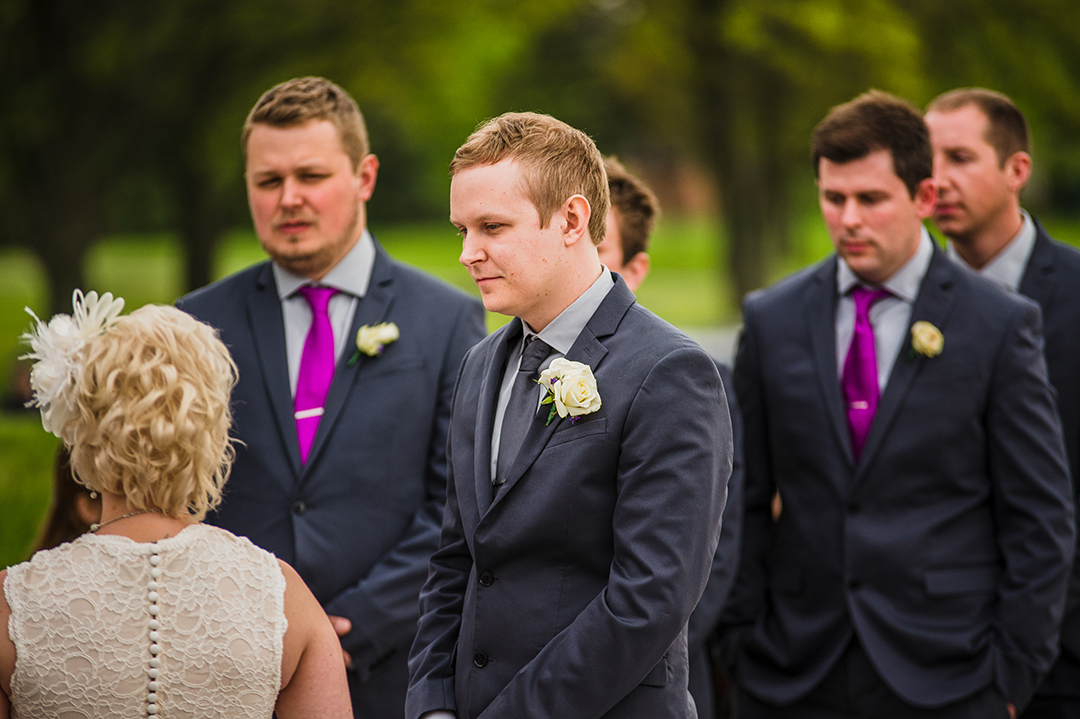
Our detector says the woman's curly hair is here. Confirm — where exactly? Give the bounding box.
[67,305,237,520]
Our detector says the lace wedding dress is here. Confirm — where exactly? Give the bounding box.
[4,523,286,718]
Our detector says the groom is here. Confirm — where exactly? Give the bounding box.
[406,112,732,719]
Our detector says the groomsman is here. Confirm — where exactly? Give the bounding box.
[599,156,744,719]
[926,88,1080,719]
[178,77,486,717]
[719,90,1074,718]
[406,113,732,719]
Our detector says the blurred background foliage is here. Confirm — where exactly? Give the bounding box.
[2,0,1080,563]
[3,0,1078,315]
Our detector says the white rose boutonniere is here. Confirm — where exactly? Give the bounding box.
[536,358,602,426]
[348,322,399,365]
[910,321,944,359]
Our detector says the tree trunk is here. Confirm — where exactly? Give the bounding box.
[177,173,224,295]
[689,0,794,313]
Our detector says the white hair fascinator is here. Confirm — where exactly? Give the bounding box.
[21,289,125,440]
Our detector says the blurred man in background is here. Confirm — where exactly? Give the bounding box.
[927,88,1080,719]
[720,90,1073,719]
[178,76,486,718]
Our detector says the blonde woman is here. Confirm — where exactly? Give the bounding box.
[0,293,351,718]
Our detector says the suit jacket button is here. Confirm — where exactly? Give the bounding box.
[473,652,489,668]
[292,500,307,516]
[848,579,861,590]
[478,570,494,587]
[848,502,860,514]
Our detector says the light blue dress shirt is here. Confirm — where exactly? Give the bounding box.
[272,230,376,397]
[946,210,1036,293]
[835,229,934,391]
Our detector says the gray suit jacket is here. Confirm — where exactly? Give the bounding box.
[687,362,744,719]
[177,242,486,716]
[721,246,1074,710]
[406,277,733,719]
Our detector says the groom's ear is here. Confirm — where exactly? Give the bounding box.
[561,194,592,247]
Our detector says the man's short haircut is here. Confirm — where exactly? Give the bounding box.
[69,305,238,521]
[242,76,370,170]
[604,156,659,263]
[812,90,932,198]
[451,112,610,245]
[927,87,1031,167]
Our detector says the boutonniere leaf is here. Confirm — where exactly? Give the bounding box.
[348,322,399,366]
[909,321,944,359]
[535,358,602,426]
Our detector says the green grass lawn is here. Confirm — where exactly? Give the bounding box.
[0,417,60,567]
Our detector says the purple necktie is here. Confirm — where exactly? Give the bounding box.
[295,286,339,464]
[842,286,891,462]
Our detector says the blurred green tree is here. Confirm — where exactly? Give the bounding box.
[0,0,577,311]
[493,0,1080,304]
[2,0,1078,313]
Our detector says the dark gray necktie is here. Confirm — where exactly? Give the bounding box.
[495,336,553,486]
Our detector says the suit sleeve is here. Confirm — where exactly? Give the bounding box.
[688,362,744,649]
[987,300,1075,708]
[324,298,486,677]
[716,300,774,669]
[405,352,475,719]
[476,347,732,719]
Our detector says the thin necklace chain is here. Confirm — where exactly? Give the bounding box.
[90,508,160,533]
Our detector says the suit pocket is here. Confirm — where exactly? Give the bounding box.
[770,565,805,595]
[360,354,425,378]
[925,565,999,595]
[546,417,607,449]
[640,653,669,687]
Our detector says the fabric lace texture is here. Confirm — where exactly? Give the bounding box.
[5,524,286,718]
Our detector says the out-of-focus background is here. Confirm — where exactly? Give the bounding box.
[3,0,1079,565]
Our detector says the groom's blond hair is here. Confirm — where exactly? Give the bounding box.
[451,112,609,245]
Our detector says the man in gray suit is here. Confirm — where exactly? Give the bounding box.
[719,90,1074,718]
[177,77,486,718]
[926,87,1080,719]
[406,112,732,719]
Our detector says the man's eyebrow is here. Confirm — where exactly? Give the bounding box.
[451,213,508,225]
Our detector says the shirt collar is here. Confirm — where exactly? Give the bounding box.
[526,268,614,356]
[946,210,1035,292]
[273,229,376,300]
[837,227,934,302]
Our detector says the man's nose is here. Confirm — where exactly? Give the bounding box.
[459,232,484,266]
[840,199,862,228]
[281,177,304,208]
[932,157,952,192]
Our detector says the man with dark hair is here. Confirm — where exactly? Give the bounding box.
[719,90,1074,718]
[927,87,1080,719]
[598,156,657,288]
[406,113,732,719]
[178,76,486,717]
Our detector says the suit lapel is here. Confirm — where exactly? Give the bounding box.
[247,264,303,478]
[304,244,395,473]
[1018,223,1056,312]
[806,260,854,467]
[487,279,631,513]
[475,321,518,516]
[856,248,957,477]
